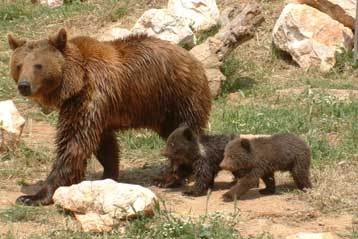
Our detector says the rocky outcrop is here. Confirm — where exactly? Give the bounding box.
[272,3,353,72]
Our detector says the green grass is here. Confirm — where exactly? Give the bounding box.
[220,54,270,96]
[124,212,239,239]
[211,95,357,166]
[0,205,55,224]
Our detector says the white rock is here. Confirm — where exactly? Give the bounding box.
[272,3,353,72]
[40,0,63,8]
[297,0,355,29]
[0,100,25,151]
[168,0,220,31]
[286,232,340,239]
[96,26,131,41]
[131,9,195,47]
[53,179,157,232]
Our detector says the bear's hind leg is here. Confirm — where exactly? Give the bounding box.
[259,172,276,195]
[291,164,312,191]
[96,130,120,180]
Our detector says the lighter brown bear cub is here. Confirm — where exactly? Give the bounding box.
[220,133,312,201]
[8,29,211,206]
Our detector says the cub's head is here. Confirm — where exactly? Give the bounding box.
[220,137,253,172]
[162,125,200,176]
[8,29,68,101]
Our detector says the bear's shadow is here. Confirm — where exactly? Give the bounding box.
[20,164,299,201]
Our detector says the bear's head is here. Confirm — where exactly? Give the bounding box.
[220,137,253,172]
[7,29,83,107]
[162,125,199,177]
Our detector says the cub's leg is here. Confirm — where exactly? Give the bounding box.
[259,172,276,195]
[291,164,312,190]
[183,160,216,197]
[223,170,261,202]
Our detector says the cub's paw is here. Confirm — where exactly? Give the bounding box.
[259,188,275,195]
[222,192,238,202]
[153,176,183,188]
[182,190,206,197]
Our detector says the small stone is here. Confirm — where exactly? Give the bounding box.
[53,179,157,232]
[286,232,340,239]
[0,100,26,151]
[39,0,63,8]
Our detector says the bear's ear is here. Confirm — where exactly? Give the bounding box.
[49,28,67,51]
[183,127,195,141]
[7,33,26,50]
[240,138,251,153]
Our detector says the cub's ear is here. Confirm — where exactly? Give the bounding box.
[49,28,67,51]
[7,33,26,50]
[240,138,251,153]
[183,127,195,141]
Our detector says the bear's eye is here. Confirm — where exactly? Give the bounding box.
[34,64,43,70]
[170,143,175,147]
[16,63,22,71]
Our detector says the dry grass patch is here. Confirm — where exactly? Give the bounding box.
[303,160,358,213]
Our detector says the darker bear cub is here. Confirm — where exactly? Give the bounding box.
[220,133,312,201]
[158,125,237,196]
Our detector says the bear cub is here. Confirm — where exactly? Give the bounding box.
[157,125,237,196]
[220,133,312,201]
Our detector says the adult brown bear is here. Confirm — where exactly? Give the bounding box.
[8,28,211,206]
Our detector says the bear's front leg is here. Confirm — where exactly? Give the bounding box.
[16,112,101,206]
[223,170,261,202]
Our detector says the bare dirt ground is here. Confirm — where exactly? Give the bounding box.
[0,121,355,238]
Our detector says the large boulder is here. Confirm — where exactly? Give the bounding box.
[53,179,157,232]
[297,0,355,29]
[168,0,220,31]
[272,3,353,72]
[0,100,26,151]
[131,9,195,47]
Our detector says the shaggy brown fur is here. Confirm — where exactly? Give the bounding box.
[157,125,237,196]
[8,28,211,206]
[220,133,312,201]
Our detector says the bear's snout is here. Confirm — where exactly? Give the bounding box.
[18,80,32,96]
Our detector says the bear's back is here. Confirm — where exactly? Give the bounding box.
[251,133,310,170]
